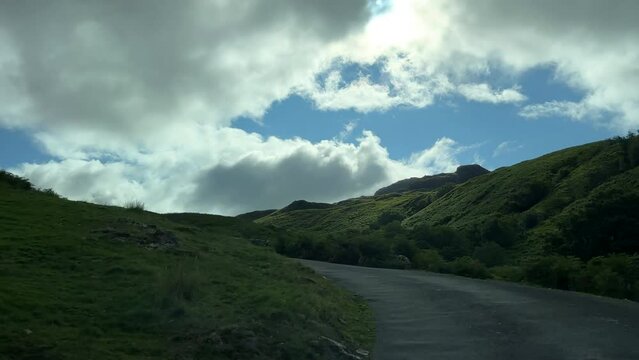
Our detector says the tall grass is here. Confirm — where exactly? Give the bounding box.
[158,260,202,305]
[124,200,145,212]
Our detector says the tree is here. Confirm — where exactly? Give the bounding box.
[473,242,506,267]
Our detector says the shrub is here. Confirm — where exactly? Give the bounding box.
[125,200,145,212]
[490,265,525,282]
[40,188,61,198]
[472,242,506,267]
[376,210,405,226]
[382,220,405,239]
[581,254,639,299]
[158,261,202,304]
[435,183,455,199]
[0,170,33,190]
[358,236,391,262]
[479,217,519,248]
[507,180,549,212]
[412,250,446,272]
[449,256,490,279]
[523,256,582,290]
[393,238,418,259]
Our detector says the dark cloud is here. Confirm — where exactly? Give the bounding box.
[189,144,390,214]
[0,0,369,136]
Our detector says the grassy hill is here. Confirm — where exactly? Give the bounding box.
[257,135,639,300]
[0,171,373,359]
[374,164,489,195]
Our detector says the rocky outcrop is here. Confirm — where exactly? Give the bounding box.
[374,164,489,196]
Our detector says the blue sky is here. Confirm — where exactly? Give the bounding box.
[0,65,615,171]
[0,0,637,214]
[237,65,614,170]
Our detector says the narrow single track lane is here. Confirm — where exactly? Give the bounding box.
[300,260,639,360]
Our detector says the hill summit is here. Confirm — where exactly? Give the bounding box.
[375,164,489,196]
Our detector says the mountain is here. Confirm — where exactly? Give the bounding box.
[0,170,373,359]
[236,209,277,221]
[374,164,489,196]
[257,135,639,300]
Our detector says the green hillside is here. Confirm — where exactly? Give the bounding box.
[404,137,639,257]
[257,135,639,300]
[374,164,489,196]
[0,171,373,359]
[258,192,432,233]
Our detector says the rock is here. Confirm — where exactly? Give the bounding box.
[320,336,364,359]
[92,222,178,249]
[249,238,270,247]
[356,349,369,357]
[396,255,411,267]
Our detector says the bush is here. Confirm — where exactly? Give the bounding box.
[449,256,490,279]
[472,242,506,267]
[507,180,549,212]
[478,217,519,248]
[523,256,582,290]
[40,188,61,198]
[490,265,525,282]
[158,261,202,304]
[581,254,639,299]
[412,250,446,272]
[358,236,391,263]
[382,220,405,239]
[393,238,418,259]
[435,183,455,199]
[124,200,145,212]
[0,170,33,190]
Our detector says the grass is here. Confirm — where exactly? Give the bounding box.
[124,200,145,212]
[0,179,374,359]
[260,137,639,261]
[257,136,639,300]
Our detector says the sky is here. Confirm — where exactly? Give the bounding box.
[0,0,637,215]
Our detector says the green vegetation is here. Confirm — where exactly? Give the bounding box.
[124,200,146,212]
[0,171,374,359]
[374,164,489,196]
[258,134,639,301]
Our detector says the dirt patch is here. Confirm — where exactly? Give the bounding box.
[92,218,178,249]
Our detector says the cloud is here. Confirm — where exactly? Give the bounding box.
[0,0,370,138]
[457,83,526,104]
[3,0,639,215]
[408,137,461,174]
[312,0,639,129]
[518,100,599,121]
[493,141,524,158]
[307,71,398,112]
[335,121,358,141]
[15,129,465,215]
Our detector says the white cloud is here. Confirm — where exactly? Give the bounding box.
[519,100,599,121]
[493,141,524,158]
[336,121,358,141]
[307,71,397,112]
[15,129,464,215]
[2,0,639,215]
[458,83,526,104]
[313,0,639,129]
[0,0,370,138]
[408,137,461,174]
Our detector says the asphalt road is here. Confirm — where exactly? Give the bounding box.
[299,259,639,360]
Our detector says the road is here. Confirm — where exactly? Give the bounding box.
[300,260,639,360]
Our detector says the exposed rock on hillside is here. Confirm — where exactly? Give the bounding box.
[375,164,489,196]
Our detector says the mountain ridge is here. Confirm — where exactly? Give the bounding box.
[374,164,490,196]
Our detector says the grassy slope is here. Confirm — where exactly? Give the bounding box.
[0,180,373,359]
[260,138,639,258]
[258,192,431,233]
[405,139,639,256]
